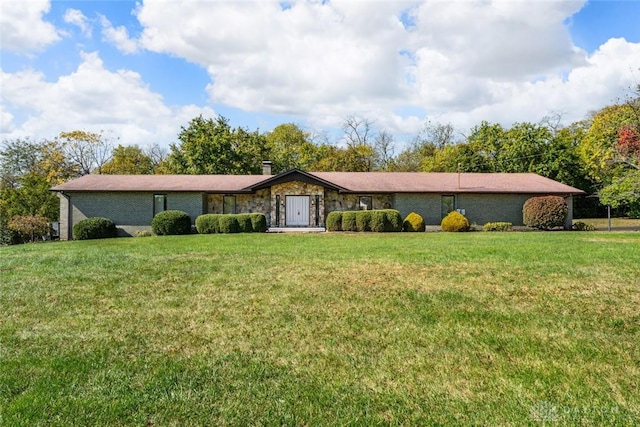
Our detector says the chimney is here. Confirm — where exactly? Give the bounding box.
[262,161,273,175]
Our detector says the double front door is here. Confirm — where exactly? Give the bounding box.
[285,196,310,226]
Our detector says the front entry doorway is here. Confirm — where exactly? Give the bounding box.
[286,196,310,226]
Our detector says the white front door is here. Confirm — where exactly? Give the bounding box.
[286,196,310,226]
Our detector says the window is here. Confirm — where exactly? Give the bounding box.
[441,195,455,219]
[154,194,166,216]
[315,195,320,226]
[359,196,372,210]
[223,195,236,214]
[275,195,280,226]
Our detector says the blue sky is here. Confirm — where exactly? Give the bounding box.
[1,0,639,149]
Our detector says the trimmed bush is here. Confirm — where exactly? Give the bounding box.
[572,221,596,231]
[8,215,50,243]
[218,215,239,233]
[196,214,220,234]
[355,211,372,232]
[383,209,403,232]
[236,214,253,233]
[326,211,343,231]
[135,230,153,237]
[441,211,470,232]
[523,196,568,230]
[403,212,425,232]
[73,217,118,240]
[483,222,513,232]
[369,210,386,232]
[342,211,357,232]
[250,214,267,233]
[152,210,191,236]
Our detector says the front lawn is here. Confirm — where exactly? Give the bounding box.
[1,232,639,425]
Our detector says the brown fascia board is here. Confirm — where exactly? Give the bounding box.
[244,168,349,192]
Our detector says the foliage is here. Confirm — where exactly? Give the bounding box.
[57,130,113,175]
[341,211,357,232]
[482,222,513,232]
[135,230,153,237]
[217,215,240,234]
[441,211,471,232]
[73,217,118,240]
[7,215,50,243]
[265,124,319,173]
[403,212,425,232]
[326,211,343,231]
[369,210,386,232]
[383,210,403,232]
[250,214,268,233]
[101,144,156,174]
[163,115,268,175]
[151,210,192,236]
[195,214,221,234]
[572,221,596,231]
[523,196,568,229]
[355,210,371,232]
[598,170,640,217]
[196,213,267,234]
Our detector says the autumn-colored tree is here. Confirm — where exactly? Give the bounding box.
[57,130,114,175]
[102,145,155,174]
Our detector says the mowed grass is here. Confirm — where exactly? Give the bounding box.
[1,232,639,426]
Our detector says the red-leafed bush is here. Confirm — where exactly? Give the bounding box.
[523,196,568,230]
[8,215,50,243]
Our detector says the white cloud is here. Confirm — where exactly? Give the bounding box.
[0,52,216,147]
[99,14,139,54]
[0,0,60,52]
[64,8,91,37]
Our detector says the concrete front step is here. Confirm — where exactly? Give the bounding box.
[267,227,326,233]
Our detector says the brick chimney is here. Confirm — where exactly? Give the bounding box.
[262,161,273,175]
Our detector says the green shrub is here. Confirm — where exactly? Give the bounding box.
[342,211,357,232]
[218,215,239,233]
[369,210,386,232]
[250,213,267,233]
[523,196,568,230]
[196,214,220,234]
[326,211,343,231]
[152,210,191,236]
[483,222,513,232]
[73,217,118,240]
[403,212,425,232]
[355,211,372,232]
[236,214,253,233]
[383,209,402,232]
[441,211,470,232]
[572,221,596,231]
[135,229,153,237]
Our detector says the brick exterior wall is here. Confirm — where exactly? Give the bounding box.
[62,192,206,239]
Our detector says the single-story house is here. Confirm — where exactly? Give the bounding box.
[51,162,584,239]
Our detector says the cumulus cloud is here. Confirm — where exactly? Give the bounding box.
[64,8,92,37]
[100,15,139,54]
[0,0,60,52]
[0,52,216,146]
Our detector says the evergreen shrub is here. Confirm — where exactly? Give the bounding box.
[218,215,239,233]
[342,211,357,232]
[73,217,118,240]
[383,210,403,232]
[441,211,470,232]
[572,221,596,231]
[403,212,425,232]
[523,196,568,230]
[483,222,513,232]
[152,210,191,235]
[355,211,372,232]
[369,210,386,232]
[326,211,343,231]
[195,214,220,234]
[236,214,253,233]
[250,213,267,233]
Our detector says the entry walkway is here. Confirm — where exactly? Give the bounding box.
[267,227,326,233]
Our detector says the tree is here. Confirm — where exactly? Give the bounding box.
[265,124,320,173]
[163,116,268,175]
[102,145,155,174]
[58,130,114,175]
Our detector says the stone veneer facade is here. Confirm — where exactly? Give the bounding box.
[207,189,272,223]
[270,181,325,227]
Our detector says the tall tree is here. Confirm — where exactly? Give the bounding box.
[101,145,155,174]
[164,115,268,175]
[265,124,320,173]
[58,130,114,175]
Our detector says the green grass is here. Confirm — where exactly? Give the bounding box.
[1,232,639,425]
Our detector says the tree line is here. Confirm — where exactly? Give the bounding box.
[1,88,638,243]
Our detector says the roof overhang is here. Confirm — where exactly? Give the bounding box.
[245,169,349,192]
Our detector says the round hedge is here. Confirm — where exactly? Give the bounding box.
[73,217,118,240]
[523,196,568,230]
[195,214,220,234]
[403,212,425,232]
[355,211,372,232]
[152,210,192,235]
[250,214,267,233]
[383,209,402,232]
[342,211,357,232]
[441,211,470,232]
